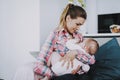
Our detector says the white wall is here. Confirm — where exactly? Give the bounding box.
[86,0,97,34]
[0,0,40,80]
[40,0,68,46]
[97,0,120,14]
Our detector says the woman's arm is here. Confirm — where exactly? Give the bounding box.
[59,32,86,73]
[34,31,57,77]
[76,52,95,65]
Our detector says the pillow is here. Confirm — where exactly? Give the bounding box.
[89,38,120,80]
[95,37,119,60]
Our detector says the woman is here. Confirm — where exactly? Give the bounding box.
[34,3,87,80]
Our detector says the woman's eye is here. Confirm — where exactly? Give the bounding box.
[76,23,81,26]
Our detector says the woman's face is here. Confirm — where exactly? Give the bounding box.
[65,15,85,34]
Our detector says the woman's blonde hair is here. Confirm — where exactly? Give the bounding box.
[58,4,87,29]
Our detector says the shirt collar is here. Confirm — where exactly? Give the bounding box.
[57,28,79,38]
[57,28,69,38]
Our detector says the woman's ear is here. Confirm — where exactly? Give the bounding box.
[66,15,71,22]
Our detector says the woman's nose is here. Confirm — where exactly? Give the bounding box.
[76,26,80,30]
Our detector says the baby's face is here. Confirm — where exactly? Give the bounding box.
[82,39,97,55]
[77,38,98,55]
[89,46,97,55]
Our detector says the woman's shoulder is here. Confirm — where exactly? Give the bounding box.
[49,27,61,36]
[52,27,65,34]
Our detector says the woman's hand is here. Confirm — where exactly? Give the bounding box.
[60,50,77,69]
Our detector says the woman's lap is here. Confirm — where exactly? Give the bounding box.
[51,73,90,80]
[51,74,75,80]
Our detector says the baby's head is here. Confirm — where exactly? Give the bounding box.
[82,38,99,55]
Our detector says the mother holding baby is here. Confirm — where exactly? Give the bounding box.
[34,3,94,80]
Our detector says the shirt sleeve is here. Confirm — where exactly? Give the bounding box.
[34,31,57,77]
[76,50,95,65]
[88,55,95,64]
[74,32,95,65]
[38,31,57,62]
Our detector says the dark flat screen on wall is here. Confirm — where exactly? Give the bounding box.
[98,13,120,33]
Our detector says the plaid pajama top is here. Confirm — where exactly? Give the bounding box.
[34,28,95,77]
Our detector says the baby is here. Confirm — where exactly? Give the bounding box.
[49,38,99,76]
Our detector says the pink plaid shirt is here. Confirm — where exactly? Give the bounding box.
[34,28,95,77]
